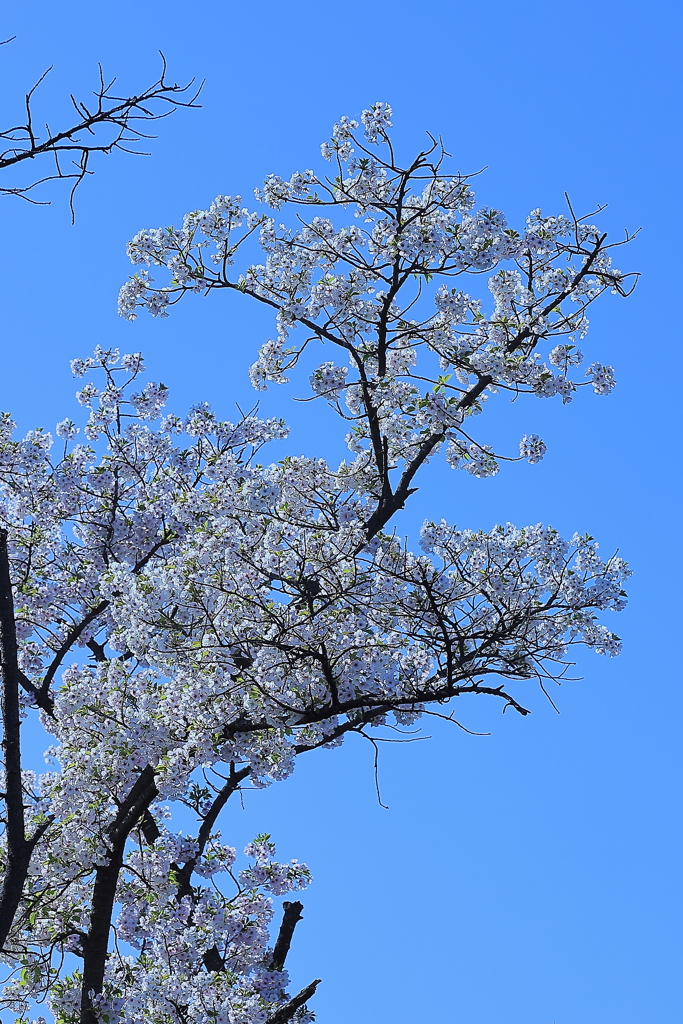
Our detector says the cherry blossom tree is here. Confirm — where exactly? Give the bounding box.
[0,104,635,1024]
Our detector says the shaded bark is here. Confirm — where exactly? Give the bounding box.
[0,530,31,950]
[79,765,158,1024]
[270,901,304,971]
[171,765,251,974]
[265,979,321,1024]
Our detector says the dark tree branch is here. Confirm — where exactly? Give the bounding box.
[17,667,54,718]
[170,764,250,973]
[80,765,158,1024]
[265,980,321,1024]
[365,238,611,538]
[176,764,251,902]
[270,901,304,971]
[139,808,160,846]
[40,599,109,699]
[0,52,202,220]
[37,529,176,707]
[203,946,225,973]
[0,530,31,951]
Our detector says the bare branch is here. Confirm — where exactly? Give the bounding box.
[0,52,202,220]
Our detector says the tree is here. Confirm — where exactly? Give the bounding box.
[0,42,201,218]
[0,103,634,1024]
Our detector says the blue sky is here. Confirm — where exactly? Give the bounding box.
[1,2,681,1022]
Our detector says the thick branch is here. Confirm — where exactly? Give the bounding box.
[0,530,30,950]
[265,980,321,1024]
[80,765,158,1024]
[270,901,304,971]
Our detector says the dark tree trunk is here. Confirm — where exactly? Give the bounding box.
[0,529,30,951]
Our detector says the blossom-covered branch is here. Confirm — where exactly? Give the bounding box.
[119,102,636,536]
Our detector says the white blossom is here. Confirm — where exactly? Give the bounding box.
[519,433,547,464]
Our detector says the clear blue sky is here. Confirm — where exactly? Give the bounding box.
[1,2,681,1022]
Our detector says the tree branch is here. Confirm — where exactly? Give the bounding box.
[265,980,321,1024]
[80,765,158,1024]
[171,765,251,973]
[38,529,176,706]
[0,53,202,220]
[0,529,31,951]
[270,901,304,971]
